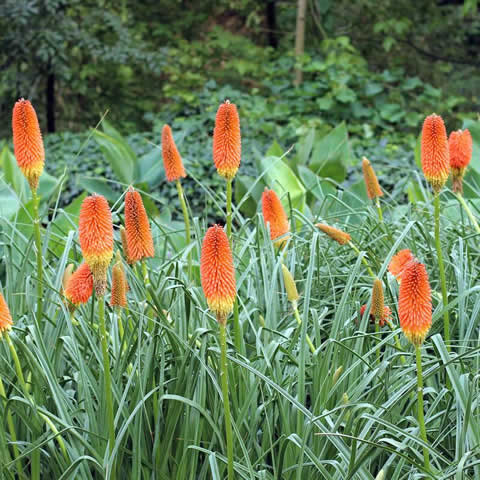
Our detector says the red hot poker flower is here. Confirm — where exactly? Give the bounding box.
[359,304,392,327]
[362,157,383,199]
[213,100,241,180]
[398,260,432,346]
[315,223,351,245]
[12,99,45,191]
[110,254,128,308]
[162,125,186,182]
[64,263,93,310]
[79,194,114,296]
[421,114,450,193]
[124,187,154,263]
[200,225,236,323]
[261,189,290,246]
[449,129,473,194]
[388,249,414,282]
[0,292,13,337]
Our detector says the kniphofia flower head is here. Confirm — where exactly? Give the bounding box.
[124,186,154,263]
[359,304,392,327]
[315,223,351,245]
[421,114,450,193]
[200,225,236,323]
[371,278,385,321]
[64,263,94,310]
[110,252,128,308]
[448,129,473,194]
[0,292,13,337]
[12,98,45,191]
[262,189,290,246]
[79,194,114,296]
[388,249,414,282]
[213,100,241,180]
[162,124,186,182]
[398,260,432,346]
[119,226,132,264]
[362,157,383,199]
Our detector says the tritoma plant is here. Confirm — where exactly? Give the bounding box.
[0,98,479,479]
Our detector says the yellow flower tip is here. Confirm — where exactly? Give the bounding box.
[281,264,299,303]
[361,157,383,199]
[371,278,384,320]
[332,366,343,385]
[315,223,351,245]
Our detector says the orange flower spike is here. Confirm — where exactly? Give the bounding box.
[200,225,236,323]
[64,263,94,309]
[261,189,290,246]
[449,129,473,194]
[110,253,128,308]
[162,125,186,182]
[315,223,351,245]
[388,249,414,282]
[398,260,432,346]
[79,194,114,296]
[0,292,13,337]
[421,114,450,193]
[124,187,154,264]
[362,157,383,199]
[12,99,45,191]
[213,100,241,180]
[360,304,391,327]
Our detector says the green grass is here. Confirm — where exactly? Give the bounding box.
[0,149,480,479]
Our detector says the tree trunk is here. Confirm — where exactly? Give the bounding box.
[266,0,278,49]
[46,71,55,133]
[294,0,307,86]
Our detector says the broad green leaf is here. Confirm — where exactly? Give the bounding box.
[0,183,21,217]
[462,118,480,174]
[77,176,118,202]
[234,174,264,218]
[137,148,164,188]
[1,145,26,201]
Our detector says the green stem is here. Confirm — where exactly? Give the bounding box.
[226,179,233,242]
[176,179,192,278]
[456,192,480,234]
[348,241,375,278]
[415,345,430,471]
[375,197,384,223]
[218,320,234,480]
[434,194,450,350]
[32,189,43,324]
[98,297,116,478]
[293,304,315,354]
[375,319,380,363]
[0,376,22,478]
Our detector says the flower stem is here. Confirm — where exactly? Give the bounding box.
[98,297,116,478]
[415,345,430,471]
[226,179,233,242]
[434,194,450,350]
[348,241,375,278]
[375,318,381,363]
[456,192,480,234]
[293,303,316,354]
[218,320,234,480]
[176,179,192,278]
[32,189,43,324]
[375,197,384,223]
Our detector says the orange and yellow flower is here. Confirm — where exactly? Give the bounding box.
[119,226,132,264]
[262,189,290,246]
[12,99,45,191]
[449,129,473,194]
[213,100,241,180]
[388,249,414,282]
[398,260,432,346]
[359,304,392,327]
[315,223,351,245]
[200,225,236,322]
[0,292,13,337]
[162,125,186,182]
[64,263,93,309]
[362,157,383,199]
[371,278,384,321]
[79,194,114,296]
[124,187,154,263]
[421,114,450,193]
[110,253,128,308]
